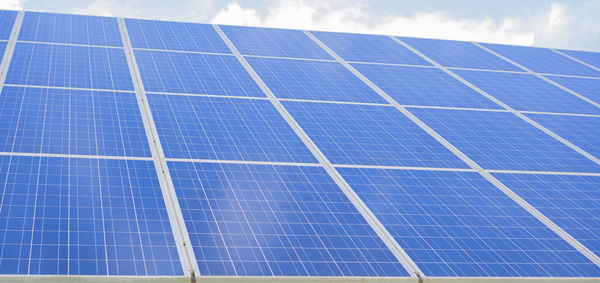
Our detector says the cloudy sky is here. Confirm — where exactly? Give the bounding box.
[1,0,599,52]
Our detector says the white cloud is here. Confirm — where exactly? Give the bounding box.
[210,0,600,50]
[72,0,137,17]
[0,0,26,10]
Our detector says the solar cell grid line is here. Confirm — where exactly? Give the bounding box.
[0,86,152,157]
[0,10,22,88]
[281,100,469,169]
[351,63,502,109]
[524,114,600,161]
[542,76,600,105]
[213,24,423,278]
[450,69,600,115]
[124,18,231,53]
[390,36,600,174]
[18,11,123,47]
[0,155,184,275]
[305,30,600,269]
[477,43,600,77]
[338,167,600,277]
[6,42,134,91]
[310,31,431,66]
[0,10,17,40]
[492,173,600,260]
[170,161,412,277]
[473,42,600,111]
[134,49,265,97]
[218,25,333,60]
[117,17,199,277]
[397,36,523,72]
[554,49,600,71]
[246,56,388,104]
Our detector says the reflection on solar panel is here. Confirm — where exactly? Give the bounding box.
[312,31,431,65]
[481,43,600,77]
[397,37,522,71]
[19,12,122,47]
[1,8,600,282]
[454,70,600,114]
[169,161,409,276]
[339,168,600,277]
[125,18,230,53]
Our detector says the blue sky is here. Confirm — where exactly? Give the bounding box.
[2,0,599,51]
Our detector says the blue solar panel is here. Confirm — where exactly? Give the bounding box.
[134,50,264,97]
[454,70,600,115]
[219,25,333,60]
[19,12,122,47]
[0,10,17,40]
[544,76,600,105]
[125,18,231,53]
[246,57,386,103]
[339,168,600,277]
[0,155,182,275]
[494,173,600,259]
[398,37,522,71]
[480,43,600,77]
[311,31,431,65]
[282,101,468,168]
[352,63,501,109]
[558,49,600,70]
[0,40,7,58]
[168,161,409,276]
[410,108,600,172]
[0,86,150,157]
[525,114,600,159]
[147,94,316,163]
[6,42,133,91]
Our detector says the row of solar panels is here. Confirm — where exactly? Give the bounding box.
[0,9,599,280]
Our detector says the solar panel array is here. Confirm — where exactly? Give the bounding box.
[1,9,600,282]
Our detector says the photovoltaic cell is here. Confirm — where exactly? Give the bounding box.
[0,86,151,157]
[219,25,333,60]
[247,57,386,103]
[525,114,600,159]
[558,49,600,70]
[544,76,600,105]
[480,43,600,77]
[398,37,522,71]
[454,69,600,115]
[19,12,122,47]
[410,108,600,172]
[494,173,600,259]
[134,50,264,97]
[352,63,501,109]
[0,41,7,59]
[282,101,468,168]
[0,155,182,275]
[147,94,317,163]
[6,42,133,91]
[0,10,17,40]
[311,31,431,65]
[168,161,409,276]
[125,18,231,53]
[340,168,600,277]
